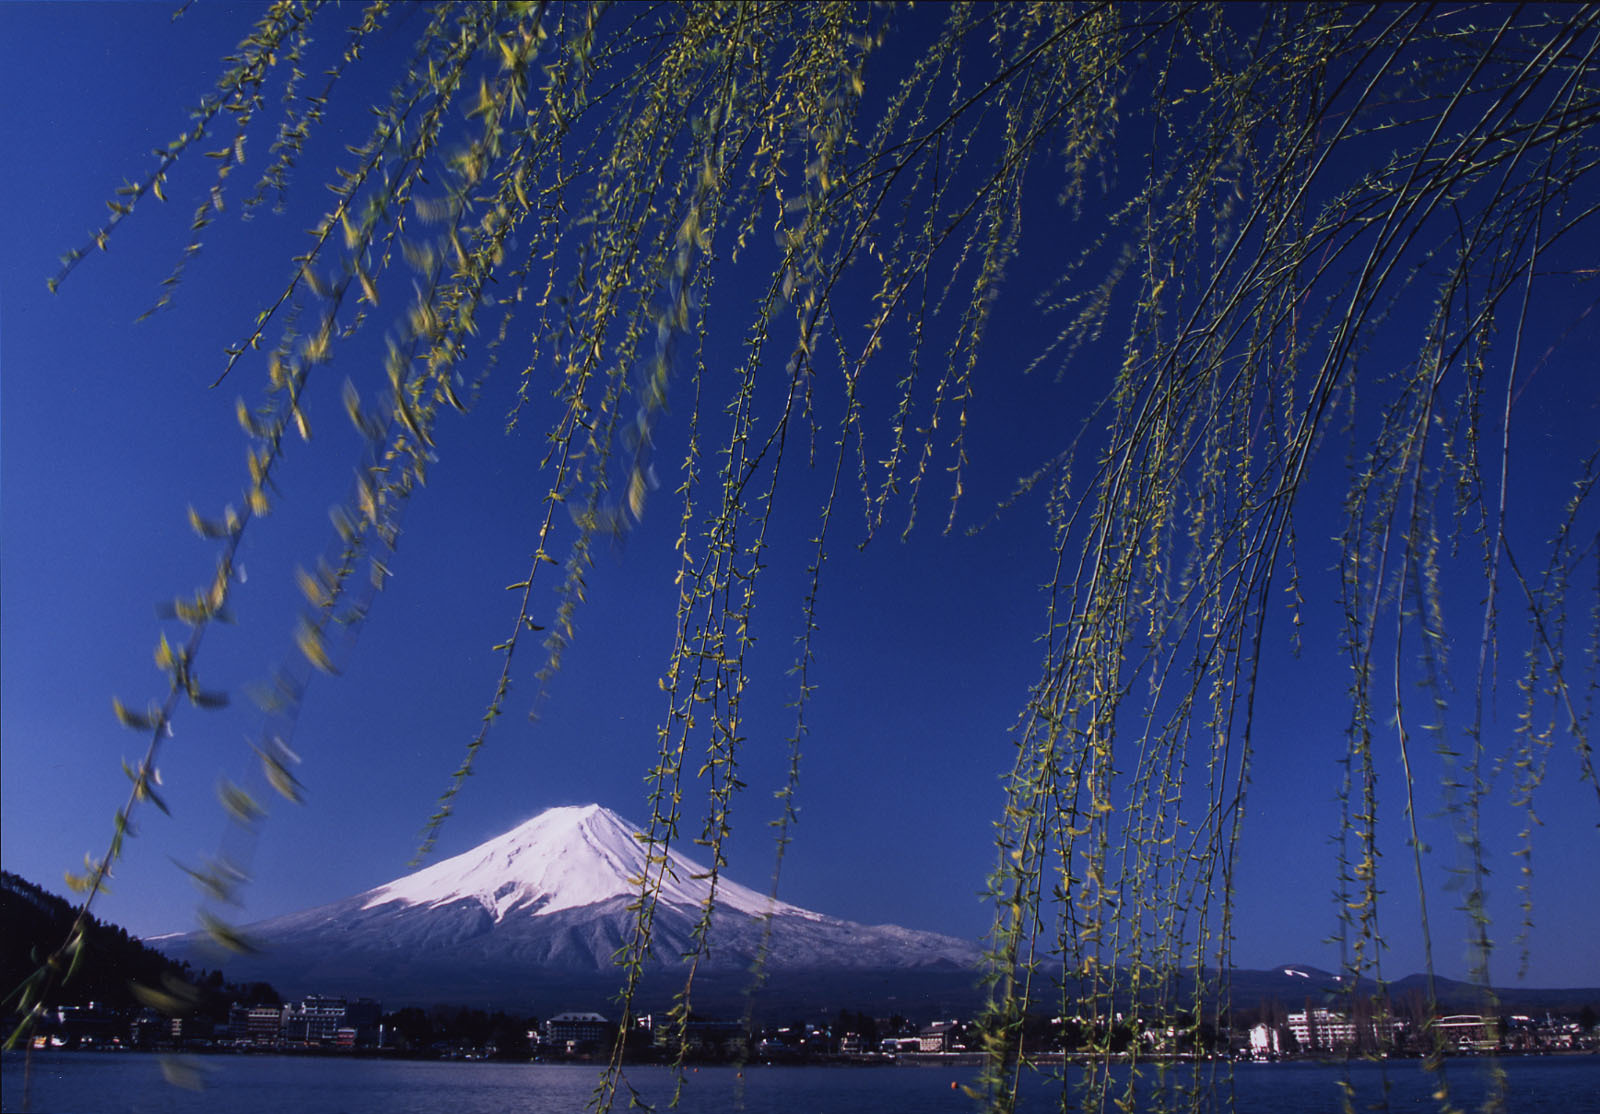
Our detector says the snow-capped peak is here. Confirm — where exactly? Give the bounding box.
[360,804,814,923]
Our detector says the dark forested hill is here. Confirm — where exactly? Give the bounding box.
[1,870,277,1019]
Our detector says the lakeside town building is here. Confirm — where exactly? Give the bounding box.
[1247,1022,1280,1058]
[1431,1014,1500,1053]
[1285,1007,1401,1052]
[539,1011,613,1055]
[26,993,1594,1062]
[223,996,383,1048]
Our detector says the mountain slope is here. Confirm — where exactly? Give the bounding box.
[152,805,982,1012]
[355,803,814,922]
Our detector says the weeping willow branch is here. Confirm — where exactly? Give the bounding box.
[25,5,1600,1113]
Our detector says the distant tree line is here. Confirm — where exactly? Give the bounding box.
[380,1006,537,1058]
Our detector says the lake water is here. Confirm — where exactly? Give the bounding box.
[3,1052,1597,1113]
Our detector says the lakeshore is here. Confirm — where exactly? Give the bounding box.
[6,1049,1598,1114]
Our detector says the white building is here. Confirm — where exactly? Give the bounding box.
[1432,1014,1498,1052]
[282,996,347,1044]
[541,1011,612,1053]
[1287,1007,1399,1051]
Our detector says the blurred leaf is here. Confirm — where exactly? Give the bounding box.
[257,738,305,803]
[217,779,265,824]
[131,981,188,1015]
[160,1055,211,1091]
[295,618,336,673]
[113,697,155,732]
[199,911,259,955]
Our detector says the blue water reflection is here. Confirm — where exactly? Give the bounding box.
[4,1052,1596,1113]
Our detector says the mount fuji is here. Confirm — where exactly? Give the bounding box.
[152,804,983,1013]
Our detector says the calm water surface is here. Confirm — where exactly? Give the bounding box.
[4,1052,1597,1113]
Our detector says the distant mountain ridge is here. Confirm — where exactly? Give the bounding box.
[151,804,983,1013]
[1223,963,1600,1017]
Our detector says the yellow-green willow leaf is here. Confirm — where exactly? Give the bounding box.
[130,980,192,1016]
[112,697,156,732]
[627,467,647,519]
[63,928,90,984]
[122,760,170,816]
[217,779,265,824]
[302,265,330,298]
[329,506,357,543]
[205,577,230,617]
[356,475,378,523]
[247,446,267,486]
[257,739,305,803]
[153,634,178,672]
[182,853,250,903]
[234,397,266,437]
[159,1056,209,1091]
[141,782,171,817]
[198,911,258,955]
[295,566,329,608]
[303,326,330,362]
[186,506,231,539]
[294,618,336,672]
[393,391,428,446]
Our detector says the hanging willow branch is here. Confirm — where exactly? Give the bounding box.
[20,4,1600,1113]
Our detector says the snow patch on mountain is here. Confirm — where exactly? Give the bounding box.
[359,804,814,923]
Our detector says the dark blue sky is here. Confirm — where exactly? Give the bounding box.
[3,2,1596,990]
